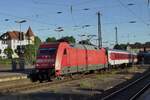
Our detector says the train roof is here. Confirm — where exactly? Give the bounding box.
[107,49,137,55]
[40,42,102,50]
[70,43,99,50]
[107,49,131,53]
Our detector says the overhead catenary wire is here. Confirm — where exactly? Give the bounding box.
[70,5,77,26]
[0,0,149,43]
[72,0,98,6]
[31,0,69,7]
[117,0,149,26]
[31,0,98,7]
[0,11,57,27]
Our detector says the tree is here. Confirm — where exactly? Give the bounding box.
[23,36,41,64]
[113,44,120,49]
[145,42,150,46]
[34,36,41,54]
[24,44,36,64]
[134,42,141,47]
[34,36,41,48]
[45,37,56,42]
[4,47,13,59]
[57,36,76,43]
[113,44,127,50]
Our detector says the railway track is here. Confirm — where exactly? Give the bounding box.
[0,73,97,94]
[0,67,118,94]
[0,66,148,97]
[101,71,150,100]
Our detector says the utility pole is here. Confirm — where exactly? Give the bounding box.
[15,20,26,71]
[97,12,102,48]
[115,26,118,45]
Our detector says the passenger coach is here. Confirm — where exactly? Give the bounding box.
[107,49,137,66]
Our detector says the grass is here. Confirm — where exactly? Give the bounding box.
[0,59,11,64]
[78,66,139,91]
[126,66,139,73]
[79,80,95,89]
[0,59,12,67]
[95,69,118,80]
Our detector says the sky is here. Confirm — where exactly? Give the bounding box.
[0,0,149,47]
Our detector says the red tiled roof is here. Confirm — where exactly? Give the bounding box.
[0,31,24,40]
[0,27,35,40]
[8,31,19,39]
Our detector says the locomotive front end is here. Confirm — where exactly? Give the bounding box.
[29,43,58,82]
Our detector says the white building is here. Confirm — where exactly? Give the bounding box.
[0,40,8,58]
[0,27,35,58]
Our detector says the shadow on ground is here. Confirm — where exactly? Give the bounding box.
[0,68,34,75]
[0,66,149,100]
[0,92,101,100]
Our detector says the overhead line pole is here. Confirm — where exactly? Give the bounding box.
[97,11,102,48]
[115,26,118,45]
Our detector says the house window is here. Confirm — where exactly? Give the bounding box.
[2,41,6,44]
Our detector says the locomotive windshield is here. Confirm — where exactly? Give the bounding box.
[38,48,56,56]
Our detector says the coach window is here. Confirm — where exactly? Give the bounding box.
[63,49,67,55]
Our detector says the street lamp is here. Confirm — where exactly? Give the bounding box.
[15,20,27,71]
[15,20,27,35]
[129,21,136,23]
[15,20,27,54]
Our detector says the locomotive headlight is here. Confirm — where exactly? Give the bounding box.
[36,64,39,67]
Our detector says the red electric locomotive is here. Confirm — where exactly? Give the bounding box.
[29,42,108,82]
[29,42,137,82]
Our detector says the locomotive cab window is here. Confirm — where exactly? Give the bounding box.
[38,48,56,56]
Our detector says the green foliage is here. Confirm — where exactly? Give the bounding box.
[58,36,76,43]
[145,42,150,46]
[34,36,41,48]
[114,44,127,50]
[134,42,141,47]
[4,47,13,59]
[45,37,57,43]
[0,58,11,64]
[34,36,41,56]
[79,80,94,89]
[24,44,36,64]
[18,36,41,64]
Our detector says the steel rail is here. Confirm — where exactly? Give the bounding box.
[0,73,96,93]
[102,72,150,100]
[129,82,150,100]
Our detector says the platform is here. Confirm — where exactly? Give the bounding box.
[0,65,33,82]
[0,73,27,82]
